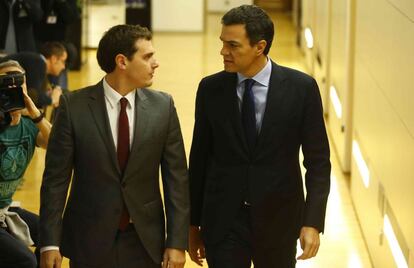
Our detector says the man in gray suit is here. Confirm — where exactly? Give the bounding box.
[39,24,189,268]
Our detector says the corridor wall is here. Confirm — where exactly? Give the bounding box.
[351,0,414,267]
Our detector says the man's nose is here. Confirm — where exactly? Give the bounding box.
[220,46,228,56]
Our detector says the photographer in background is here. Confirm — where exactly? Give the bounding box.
[1,42,66,109]
[0,60,51,268]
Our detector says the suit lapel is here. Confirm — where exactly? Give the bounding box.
[223,72,249,153]
[255,62,287,152]
[87,81,120,175]
[124,89,149,176]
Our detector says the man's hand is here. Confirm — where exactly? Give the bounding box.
[40,250,62,268]
[162,248,186,268]
[21,86,41,119]
[51,86,62,108]
[297,226,320,260]
[188,225,205,266]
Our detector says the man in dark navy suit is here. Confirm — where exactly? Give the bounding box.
[188,5,331,268]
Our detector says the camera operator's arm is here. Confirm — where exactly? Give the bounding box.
[23,88,52,149]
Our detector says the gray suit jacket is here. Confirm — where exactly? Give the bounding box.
[39,81,189,265]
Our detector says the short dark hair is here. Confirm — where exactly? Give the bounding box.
[222,5,274,55]
[97,24,152,73]
[40,42,67,59]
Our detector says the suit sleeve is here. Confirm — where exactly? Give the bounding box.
[301,78,331,233]
[39,94,74,247]
[160,95,190,250]
[188,79,212,226]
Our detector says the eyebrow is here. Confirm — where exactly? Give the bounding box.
[220,38,240,45]
[142,50,155,57]
[219,37,240,45]
[143,52,154,58]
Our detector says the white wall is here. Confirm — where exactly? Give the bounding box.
[87,2,125,48]
[388,0,414,20]
[351,0,414,266]
[87,0,204,47]
[152,0,204,32]
[312,0,331,112]
[325,0,355,172]
[303,0,414,265]
[299,0,315,74]
[207,0,252,12]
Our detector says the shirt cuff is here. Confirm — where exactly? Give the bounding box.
[40,246,60,253]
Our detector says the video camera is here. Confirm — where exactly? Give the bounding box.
[0,71,26,112]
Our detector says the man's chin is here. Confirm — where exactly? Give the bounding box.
[137,81,153,89]
[223,66,237,73]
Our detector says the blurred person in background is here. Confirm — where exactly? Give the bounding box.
[0,60,52,268]
[34,0,79,90]
[1,42,67,109]
[0,0,43,54]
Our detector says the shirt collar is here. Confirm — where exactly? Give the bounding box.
[103,78,136,109]
[237,57,272,87]
[40,54,46,63]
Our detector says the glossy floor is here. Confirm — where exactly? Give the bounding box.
[15,11,373,268]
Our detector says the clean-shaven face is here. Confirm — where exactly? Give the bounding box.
[124,39,159,88]
[220,24,259,76]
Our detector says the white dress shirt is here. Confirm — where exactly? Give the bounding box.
[102,78,136,148]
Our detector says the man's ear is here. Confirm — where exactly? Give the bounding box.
[115,54,127,70]
[255,40,267,56]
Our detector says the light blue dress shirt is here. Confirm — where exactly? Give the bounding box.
[237,58,272,133]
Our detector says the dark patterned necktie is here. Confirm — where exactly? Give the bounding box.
[117,97,130,230]
[241,79,257,151]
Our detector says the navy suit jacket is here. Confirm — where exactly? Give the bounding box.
[189,61,331,248]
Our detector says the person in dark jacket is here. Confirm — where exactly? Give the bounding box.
[0,0,43,54]
[188,5,331,268]
[34,0,78,44]
[1,42,66,108]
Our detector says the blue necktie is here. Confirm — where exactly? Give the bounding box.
[241,79,257,151]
